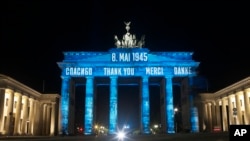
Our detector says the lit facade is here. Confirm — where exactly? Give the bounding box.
[0,74,60,136]
[57,22,200,135]
[198,77,250,132]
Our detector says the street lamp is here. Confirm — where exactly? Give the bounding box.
[174,108,178,133]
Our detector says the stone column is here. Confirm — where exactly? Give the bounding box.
[165,76,174,133]
[60,76,70,135]
[28,98,34,135]
[160,78,166,133]
[84,76,94,135]
[13,92,22,135]
[42,103,47,135]
[228,95,234,124]
[46,104,51,135]
[211,101,216,130]
[0,89,5,133]
[235,91,243,124]
[188,77,199,132]
[21,95,28,135]
[5,89,14,135]
[201,102,208,132]
[141,76,150,134]
[50,102,56,136]
[215,100,222,128]
[109,76,118,134]
[207,103,212,131]
[221,97,228,131]
[58,98,61,135]
[244,88,250,124]
[32,100,40,135]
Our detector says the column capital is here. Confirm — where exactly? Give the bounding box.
[244,88,250,93]
[22,95,29,99]
[14,92,22,97]
[222,96,228,100]
[61,75,70,79]
[85,76,94,79]
[5,88,14,94]
[235,91,243,96]
[228,93,235,98]
[28,97,35,101]
[109,76,118,79]
[164,75,173,79]
[142,76,149,81]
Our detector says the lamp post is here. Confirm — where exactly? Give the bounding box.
[174,108,178,133]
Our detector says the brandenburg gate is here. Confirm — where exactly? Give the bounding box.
[57,22,200,135]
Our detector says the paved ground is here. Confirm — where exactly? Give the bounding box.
[0,132,229,141]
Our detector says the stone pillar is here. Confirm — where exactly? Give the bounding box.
[203,102,208,131]
[109,76,118,134]
[84,76,94,135]
[140,76,150,134]
[235,91,243,124]
[211,101,216,130]
[32,100,40,135]
[28,98,34,135]
[221,97,228,131]
[206,103,212,131]
[42,103,47,135]
[13,92,22,135]
[165,76,174,133]
[50,102,56,136]
[0,89,5,133]
[244,88,250,124]
[228,95,234,124]
[46,104,51,135]
[188,77,199,132]
[58,98,61,135]
[215,100,222,129]
[60,76,70,135]
[21,95,28,135]
[160,78,166,133]
[5,89,14,135]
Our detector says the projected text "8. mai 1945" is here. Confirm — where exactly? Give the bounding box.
[111,52,148,62]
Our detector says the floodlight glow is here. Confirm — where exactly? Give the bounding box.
[117,131,125,140]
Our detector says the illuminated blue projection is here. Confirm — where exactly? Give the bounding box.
[109,76,118,134]
[166,76,175,133]
[60,76,70,135]
[57,47,200,135]
[188,77,199,132]
[141,77,150,133]
[84,77,94,135]
[190,107,199,132]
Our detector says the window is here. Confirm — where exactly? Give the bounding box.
[27,106,30,117]
[14,101,17,108]
[20,119,23,131]
[3,116,7,130]
[21,103,23,110]
[5,98,9,106]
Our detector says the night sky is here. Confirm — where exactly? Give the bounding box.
[1,0,250,128]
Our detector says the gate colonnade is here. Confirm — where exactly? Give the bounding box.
[199,77,250,132]
[0,74,60,136]
[57,47,200,135]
